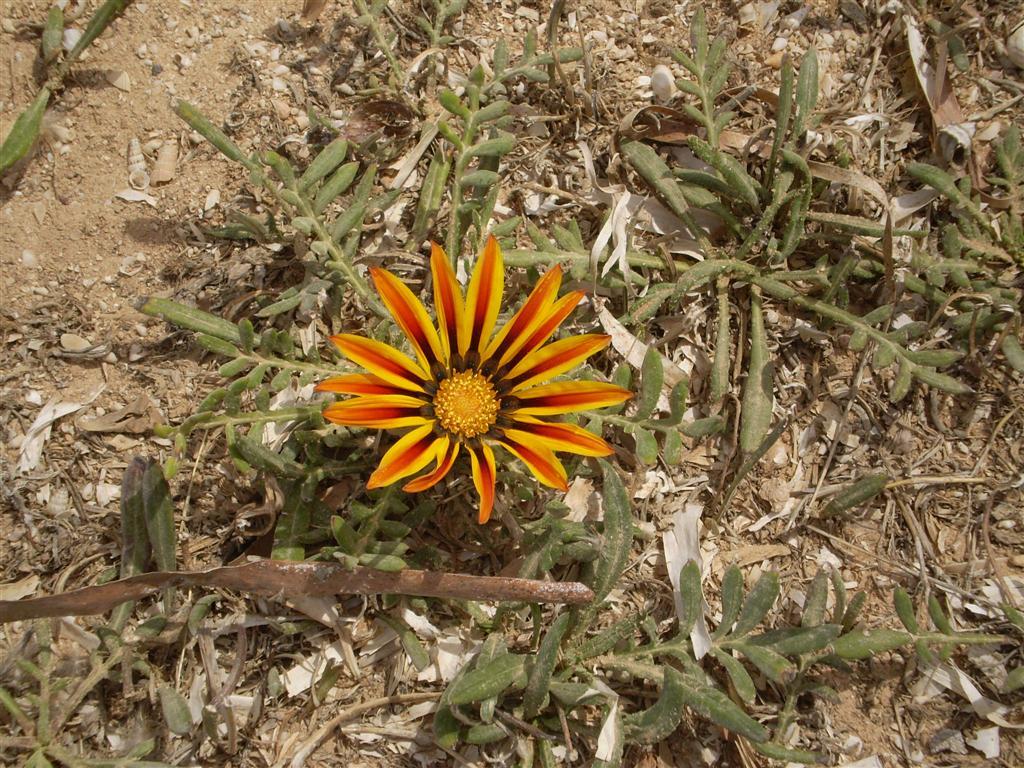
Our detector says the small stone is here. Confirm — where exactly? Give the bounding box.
[21,249,38,267]
[60,333,93,353]
[772,36,788,52]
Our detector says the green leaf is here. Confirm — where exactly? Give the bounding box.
[589,462,633,606]
[1000,335,1024,373]
[175,100,258,171]
[733,641,793,683]
[635,346,664,419]
[448,654,526,705]
[682,415,725,438]
[465,722,506,744]
[469,135,516,157]
[678,560,703,637]
[753,742,825,764]
[138,296,242,344]
[621,141,691,222]
[158,686,192,735]
[662,428,683,464]
[1003,666,1024,693]
[913,366,972,395]
[679,676,768,743]
[894,588,919,633]
[378,615,431,671]
[634,428,659,465]
[460,169,501,189]
[271,481,310,561]
[0,87,51,174]
[141,461,176,574]
[715,566,745,638]
[312,160,360,213]
[890,360,913,403]
[841,591,867,633]
[709,647,757,704]
[749,625,841,656]
[622,667,687,744]
[792,48,818,139]
[739,288,773,454]
[821,473,888,518]
[298,137,349,192]
[832,628,910,660]
[802,571,829,628]
[522,612,570,719]
[187,595,220,635]
[41,7,63,65]
[732,572,779,637]
[628,284,676,324]
[574,615,641,660]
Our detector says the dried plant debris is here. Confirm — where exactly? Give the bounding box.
[1,1,1023,767]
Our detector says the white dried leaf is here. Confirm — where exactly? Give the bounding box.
[662,504,713,659]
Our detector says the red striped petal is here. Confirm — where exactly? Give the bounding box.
[331,334,428,392]
[511,381,633,415]
[508,417,613,457]
[316,373,418,396]
[483,264,562,364]
[430,242,463,365]
[496,289,584,367]
[498,432,568,491]
[323,395,429,429]
[460,235,503,356]
[371,267,444,370]
[505,334,611,392]
[468,441,497,524]
[403,439,459,492]
[367,424,444,489]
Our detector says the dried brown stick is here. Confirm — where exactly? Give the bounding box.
[0,560,596,622]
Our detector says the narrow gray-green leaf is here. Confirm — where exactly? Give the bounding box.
[739,287,773,454]
[715,566,744,638]
[522,612,570,719]
[0,88,51,175]
[832,628,910,660]
[158,686,193,735]
[635,345,664,419]
[448,654,526,705]
[731,571,779,637]
[298,137,349,193]
[621,666,686,744]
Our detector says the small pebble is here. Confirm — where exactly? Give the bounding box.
[21,249,38,268]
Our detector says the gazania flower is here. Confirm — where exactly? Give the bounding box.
[316,236,631,523]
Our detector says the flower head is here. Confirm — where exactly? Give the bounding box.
[317,236,631,523]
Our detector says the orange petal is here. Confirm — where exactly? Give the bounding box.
[504,334,612,392]
[483,264,561,364]
[497,431,569,491]
[430,242,464,365]
[367,424,444,489]
[511,381,633,415]
[324,395,429,429]
[316,373,418,396]
[468,441,497,524]
[330,334,428,392]
[497,289,584,368]
[403,438,459,492]
[508,417,613,457]
[371,267,444,370]
[459,235,504,356]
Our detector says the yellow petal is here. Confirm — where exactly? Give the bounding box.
[371,267,444,370]
[367,424,444,489]
[459,235,504,356]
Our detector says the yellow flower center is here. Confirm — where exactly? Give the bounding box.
[434,370,499,439]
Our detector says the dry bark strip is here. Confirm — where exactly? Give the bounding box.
[0,560,595,622]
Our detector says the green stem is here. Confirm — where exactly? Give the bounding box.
[352,0,405,88]
[182,405,324,434]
